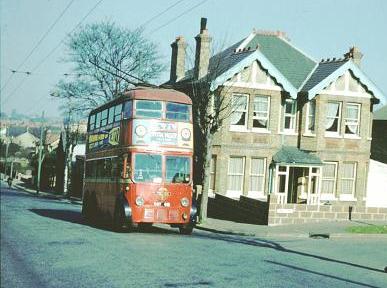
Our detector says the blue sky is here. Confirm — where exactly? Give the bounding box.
[1,0,386,117]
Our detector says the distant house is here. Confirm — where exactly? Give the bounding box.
[371,105,387,163]
[14,131,39,148]
[168,18,386,224]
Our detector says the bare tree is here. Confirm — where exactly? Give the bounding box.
[176,43,237,223]
[51,21,164,111]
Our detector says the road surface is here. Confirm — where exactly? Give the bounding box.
[1,183,386,287]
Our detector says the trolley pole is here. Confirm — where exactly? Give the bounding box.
[36,111,45,194]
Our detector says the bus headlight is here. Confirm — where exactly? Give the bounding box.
[180,197,189,207]
[135,125,147,137]
[181,128,191,140]
[135,196,144,206]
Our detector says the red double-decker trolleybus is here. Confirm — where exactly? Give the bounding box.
[82,87,196,234]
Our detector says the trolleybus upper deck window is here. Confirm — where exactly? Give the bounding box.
[135,100,162,118]
[166,103,190,121]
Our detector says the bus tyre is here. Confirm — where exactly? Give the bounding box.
[82,196,91,221]
[179,224,194,235]
[113,203,127,232]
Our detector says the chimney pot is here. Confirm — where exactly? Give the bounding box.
[200,17,207,32]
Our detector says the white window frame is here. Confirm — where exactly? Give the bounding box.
[305,100,316,136]
[281,99,297,134]
[340,162,357,201]
[252,95,270,132]
[325,101,342,137]
[248,158,266,198]
[209,155,217,196]
[320,161,337,201]
[226,156,245,198]
[230,94,249,132]
[344,103,361,138]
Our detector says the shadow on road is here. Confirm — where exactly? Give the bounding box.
[193,228,386,275]
[29,207,385,279]
[28,208,178,235]
[265,261,380,288]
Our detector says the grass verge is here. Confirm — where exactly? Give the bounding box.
[346,225,387,234]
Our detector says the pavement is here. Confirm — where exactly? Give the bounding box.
[5,178,387,239]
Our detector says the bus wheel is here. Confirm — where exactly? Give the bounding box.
[112,204,126,232]
[82,196,91,221]
[179,224,194,235]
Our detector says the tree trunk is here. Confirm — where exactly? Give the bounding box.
[199,130,213,223]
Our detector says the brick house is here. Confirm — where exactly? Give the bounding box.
[168,19,386,224]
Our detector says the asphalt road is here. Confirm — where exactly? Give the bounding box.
[1,183,387,288]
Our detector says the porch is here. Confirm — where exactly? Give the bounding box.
[269,146,323,205]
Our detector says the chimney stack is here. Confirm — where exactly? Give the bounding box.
[344,46,363,66]
[194,17,212,80]
[170,36,187,83]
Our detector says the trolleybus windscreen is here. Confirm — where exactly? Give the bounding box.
[134,154,162,183]
[166,156,190,183]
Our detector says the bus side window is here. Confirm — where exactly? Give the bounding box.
[89,114,96,131]
[123,101,132,119]
[114,104,123,122]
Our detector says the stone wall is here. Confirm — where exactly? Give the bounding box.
[267,195,387,226]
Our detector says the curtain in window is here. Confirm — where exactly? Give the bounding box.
[250,158,264,192]
[228,157,244,191]
[253,96,268,126]
[321,163,335,194]
[308,101,316,131]
[346,105,359,134]
[231,96,247,125]
[325,103,339,129]
[341,163,355,194]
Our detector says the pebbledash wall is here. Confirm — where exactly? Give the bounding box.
[267,194,387,225]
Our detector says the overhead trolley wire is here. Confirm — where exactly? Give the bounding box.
[0,0,76,93]
[1,0,104,107]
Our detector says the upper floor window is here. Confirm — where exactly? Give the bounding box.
[166,102,190,121]
[135,100,162,118]
[325,102,341,135]
[230,94,248,130]
[282,99,297,133]
[305,100,316,134]
[253,95,270,130]
[344,103,361,137]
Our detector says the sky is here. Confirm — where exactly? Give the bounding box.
[1,0,387,118]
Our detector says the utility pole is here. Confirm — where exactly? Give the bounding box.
[3,127,9,179]
[37,111,45,194]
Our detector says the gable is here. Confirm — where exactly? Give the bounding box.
[223,60,282,91]
[320,70,371,98]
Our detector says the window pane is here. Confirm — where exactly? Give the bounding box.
[166,103,190,121]
[253,96,269,128]
[123,101,132,119]
[165,156,190,183]
[228,157,244,192]
[108,106,114,124]
[89,114,96,130]
[134,154,162,183]
[95,112,101,128]
[101,110,108,127]
[114,104,122,122]
[325,102,340,132]
[136,100,162,118]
